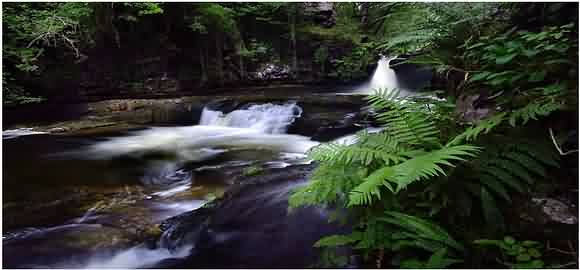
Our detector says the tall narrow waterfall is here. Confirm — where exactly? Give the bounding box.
[354,55,402,95]
[370,56,399,91]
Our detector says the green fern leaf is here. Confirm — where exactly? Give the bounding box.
[487,159,534,185]
[481,187,505,231]
[380,211,465,251]
[509,100,562,127]
[348,167,395,206]
[314,234,359,247]
[480,168,525,193]
[391,145,480,192]
[447,112,506,146]
[503,152,546,177]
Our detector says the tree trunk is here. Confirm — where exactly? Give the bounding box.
[199,36,208,87]
[360,2,370,31]
[93,3,120,48]
[215,31,224,87]
[288,4,298,79]
[231,24,246,81]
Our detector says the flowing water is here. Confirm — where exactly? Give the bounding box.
[352,55,411,96]
[2,101,359,268]
[2,57,421,268]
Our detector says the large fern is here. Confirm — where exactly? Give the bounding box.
[289,90,480,267]
[289,88,561,267]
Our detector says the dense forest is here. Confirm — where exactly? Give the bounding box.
[2,2,579,269]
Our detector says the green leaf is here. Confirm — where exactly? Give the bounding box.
[400,259,424,269]
[481,187,504,231]
[495,53,518,64]
[521,240,540,247]
[504,236,516,245]
[473,239,503,247]
[545,59,572,65]
[516,253,531,262]
[528,71,547,82]
[530,260,544,268]
[528,248,541,258]
[470,71,491,81]
[314,234,359,247]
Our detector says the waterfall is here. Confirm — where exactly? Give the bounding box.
[199,102,302,134]
[354,55,407,96]
[369,56,399,91]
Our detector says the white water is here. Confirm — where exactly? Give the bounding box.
[51,101,384,269]
[352,55,409,96]
[2,128,47,139]
[82,244,192,269]
[199,102,302,134]
[87,103,317,161]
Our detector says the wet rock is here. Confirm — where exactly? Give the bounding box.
[455,94,495,123]
[508,194,578,241]
[156,164,352,268]
[531,197,578,224]
[47,127,68,133]
[2,224,132,268]
[249,63,291,81]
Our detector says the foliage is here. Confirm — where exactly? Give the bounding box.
[289,87,561,267]
[290,90,484,267]
[399,248,463,269]
[374,3,503,55]
[2,2,92,105]
[3,3,92,70]
[332,44,375,81]
[474,236,546,268]
[463,23,577,110]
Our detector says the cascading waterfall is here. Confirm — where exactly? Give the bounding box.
[199,102,302,134]
[86,102,316,162]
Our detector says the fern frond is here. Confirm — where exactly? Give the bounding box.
[446,112,506,146]
[508,100,562,127]
[289,163,367,209]
[348,145,479,206]
[502,151,546,178]
[309,142,407,166]
[480,187,505,231]
[379,211,464,252]
[511,140,560,167]
[314,234,359,248]
[478,174,511,201]
[348,167,395,206]
[390,145,480,192]
[375,29,435,51]
[368,89,440,146]
[486,159,534,185]
[479,167,525,193]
